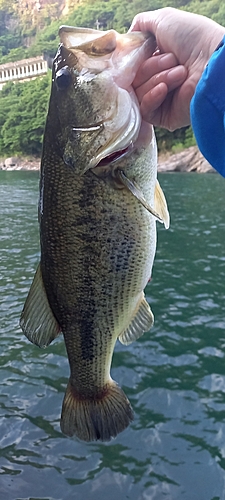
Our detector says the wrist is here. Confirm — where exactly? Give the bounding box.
[208,28,225,60]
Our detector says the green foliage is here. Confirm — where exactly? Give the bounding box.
[183,126,196,148]
[0,46,29,63]
[0,33,23,58]
[0,0,15,13]
[182,0,225,25]
[65,0,168,32]
[155,125,196,153]
[184,0,220,16]
[1,0,225,62]
[0,74,51,156]
[27,20,61,58]
[0,0,222,158]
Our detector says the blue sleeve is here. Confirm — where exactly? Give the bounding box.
[190,35,225,176]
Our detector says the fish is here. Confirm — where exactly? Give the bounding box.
[20,26,170,442]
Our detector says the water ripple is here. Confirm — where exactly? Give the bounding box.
[1,172,225,499]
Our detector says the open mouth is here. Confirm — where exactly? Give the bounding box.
[96,144,133,167]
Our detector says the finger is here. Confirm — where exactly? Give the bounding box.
[167,65,188,90]
[140,82,168,123]
[133,53,178,88]
[135,66,187,104]
[129,11,159,33]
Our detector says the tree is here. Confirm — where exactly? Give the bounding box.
[0,0,223,157]
[0,74,51,156]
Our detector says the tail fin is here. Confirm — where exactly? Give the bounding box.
[60,379,133,442]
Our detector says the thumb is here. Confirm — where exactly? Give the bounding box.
[129,11,159,34]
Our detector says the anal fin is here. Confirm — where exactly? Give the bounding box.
[20,263,61,348]
[119,293,154,345]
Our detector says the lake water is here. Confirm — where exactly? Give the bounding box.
[1,171,225,500]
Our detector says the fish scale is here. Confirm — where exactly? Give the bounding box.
[20,27,169,442]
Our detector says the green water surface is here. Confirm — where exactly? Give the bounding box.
[0,171,225,500]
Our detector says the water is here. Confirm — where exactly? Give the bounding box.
[0,171,225,500]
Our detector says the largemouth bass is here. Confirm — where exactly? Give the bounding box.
[20,26,170,442]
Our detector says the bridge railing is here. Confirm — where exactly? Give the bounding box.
[0,56,48,89]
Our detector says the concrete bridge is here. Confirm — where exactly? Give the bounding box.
[0,55,48,90]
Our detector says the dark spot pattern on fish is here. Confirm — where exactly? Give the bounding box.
[78,286,98,362]
[21,28,163,442]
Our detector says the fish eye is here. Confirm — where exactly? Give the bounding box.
[55,66,72,90]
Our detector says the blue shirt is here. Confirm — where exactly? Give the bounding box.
[190,35,225,176]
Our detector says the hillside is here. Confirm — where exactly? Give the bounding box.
[0,0,224,159]
[2,0,225,64]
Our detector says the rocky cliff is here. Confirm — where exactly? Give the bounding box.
[158,146,215,174]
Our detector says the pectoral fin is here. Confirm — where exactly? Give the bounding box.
[119,293,154,345]
[154,179,170,229]
[20,263,61,348]
[117,170,163,223]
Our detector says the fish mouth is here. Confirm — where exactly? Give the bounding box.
[89,92,140,171]
[91,144,134,183]
[96,144,133,167]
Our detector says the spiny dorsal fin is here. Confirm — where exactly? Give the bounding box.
[119,293,154,345]
[20,263,61,348]
[154,179,170,229]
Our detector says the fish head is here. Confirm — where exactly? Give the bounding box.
[48,27,156,173]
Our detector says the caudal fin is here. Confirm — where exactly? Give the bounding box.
[60,379,133,442]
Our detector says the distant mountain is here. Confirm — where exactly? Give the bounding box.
[14,0,86,18]
[0,0,83,34]
[8,0,68,26]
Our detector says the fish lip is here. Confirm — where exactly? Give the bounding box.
[88,96,140,171]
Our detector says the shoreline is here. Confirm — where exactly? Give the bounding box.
[0,146,215,173]
[157,145,214,174]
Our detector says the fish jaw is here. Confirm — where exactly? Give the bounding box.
[59,26,156,89]
[87,87,141,170]
[49,29,156,173]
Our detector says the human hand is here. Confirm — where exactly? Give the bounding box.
[130,8,225,130]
